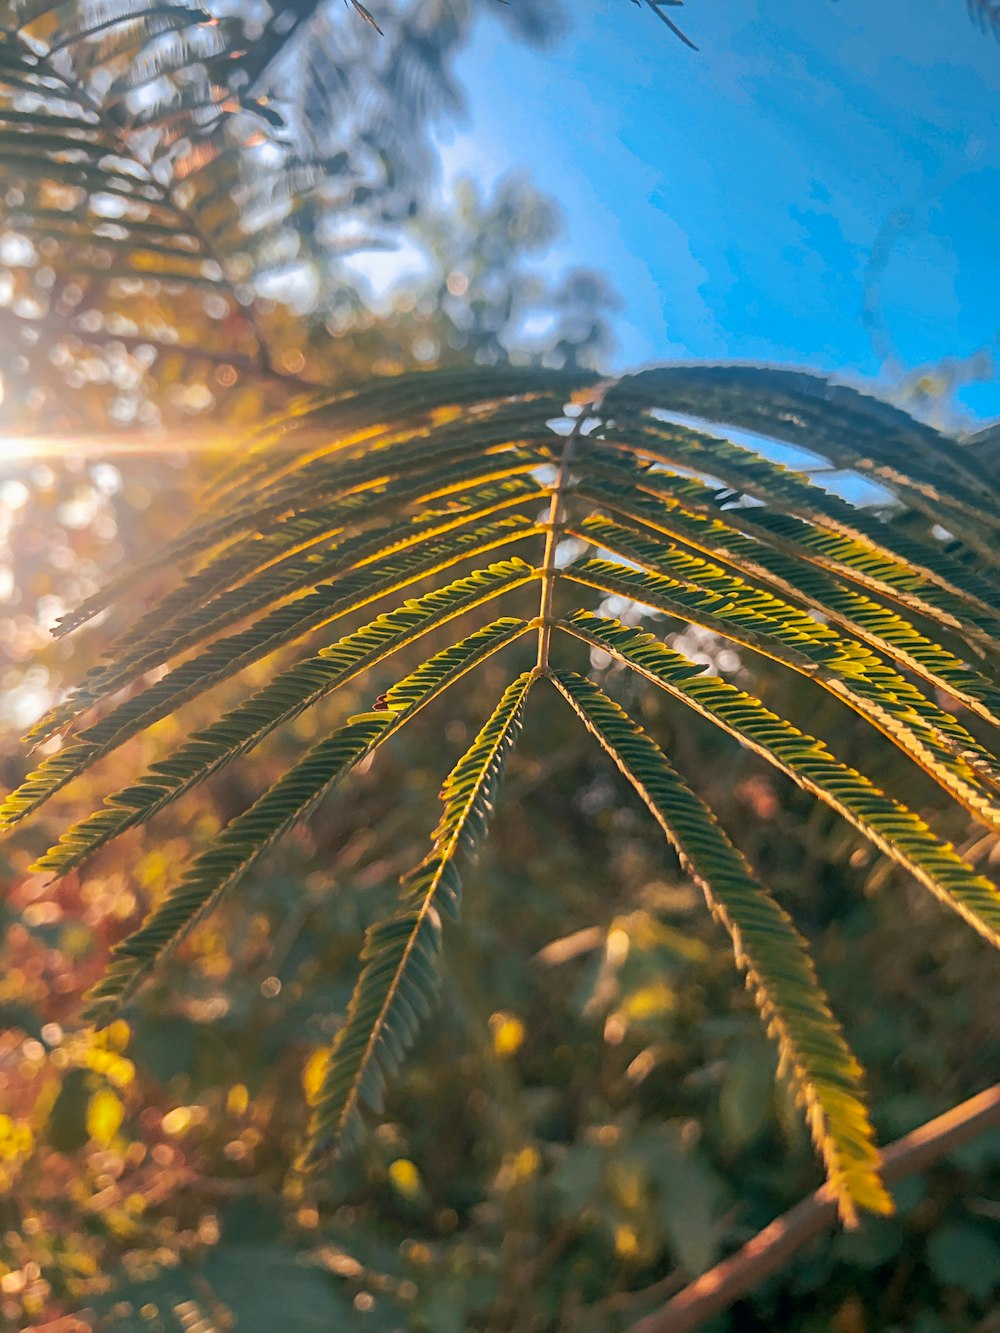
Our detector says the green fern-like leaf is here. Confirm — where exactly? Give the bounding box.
[560,611,1000,948]
[5,361,1000,1229]
[563,551,1000,829]
[31,562,535,875]
[303,670,534,1166]
[569,483,1000,727]
[81,617,530,1024]
[552,669,891,1227]
[15,514,541,762]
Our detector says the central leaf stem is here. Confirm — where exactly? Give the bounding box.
[535,404,593,673]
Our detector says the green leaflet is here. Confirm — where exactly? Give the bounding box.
[56,468,546,713]
[209,365,590,505]
[303,670,534,1167]
[577,453,1000,656]
[571,513,1000,754]
[81,618,530,1026]
[599,414,1000,618]
[573,489,1000,729]
[552,670,890,1227]
[605,366,1000,555]
[12,514,541,785]
[560,612,1000,948]
[563,546,1000,831]
[57,392,566,638]
[110,462,545,663]
[215,386,566,519]
[4,356,1000,1204]
[32,561,537,875]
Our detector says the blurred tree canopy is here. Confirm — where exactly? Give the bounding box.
[0,1,999,1331]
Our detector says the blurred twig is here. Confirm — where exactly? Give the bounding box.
[629,1084,1000,1333]
[638,0,698,50]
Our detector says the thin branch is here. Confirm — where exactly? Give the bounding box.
[640,0,698,51]
[629,1084,1000,1333]
[591,1267,687,1320]
[534,405,593,673]
[18,34,280,378]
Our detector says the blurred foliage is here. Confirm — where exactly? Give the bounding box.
[2,372,998,1327]
[0,0,590,437]
[1,563,998,1328]
[1,0,999,1329]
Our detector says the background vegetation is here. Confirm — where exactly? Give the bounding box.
[0,1,998,1330]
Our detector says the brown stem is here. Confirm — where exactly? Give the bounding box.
[23,35,280,378]
[534,405,593,674]
[629,1084,1000,1333]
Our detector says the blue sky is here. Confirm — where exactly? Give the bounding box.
[437,0,1000,422]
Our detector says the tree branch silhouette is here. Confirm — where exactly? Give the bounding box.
[630,1084,1000,1333]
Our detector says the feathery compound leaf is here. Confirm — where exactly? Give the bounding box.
[570,513,1000,748]
[4,358,999,1207]
[32,562,537,875]
[57,468,546,715]
[552,670,890,1226]
[55,383,571,638]
[595,415,1000,621]
[303,671,534,1166]
[576,453,1000,657]
[563,547,1000,831]
[206,365,590,506]
[81,618,530,1025]
[561,613,1000,948]
[573,487,1000,729]
[606,366,1000,554]
[109,465,544,666]
[9,515,540,793]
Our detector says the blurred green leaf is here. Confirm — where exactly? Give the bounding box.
[45,1066,91,1154]
[633,1126,725,1275]
[552,1142,607,1218]
[926,1223,1000,1302]
[719,1037,776,1151]
[97,1243,354,1330]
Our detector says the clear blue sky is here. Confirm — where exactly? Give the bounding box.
[439,0,1000,421]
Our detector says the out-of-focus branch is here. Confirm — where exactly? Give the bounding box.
[629,1084,1000,1333]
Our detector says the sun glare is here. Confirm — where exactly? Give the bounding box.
[0,433,223,463]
